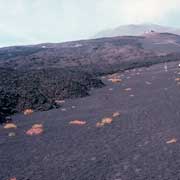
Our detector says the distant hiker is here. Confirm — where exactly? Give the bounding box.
[164,63,168,72]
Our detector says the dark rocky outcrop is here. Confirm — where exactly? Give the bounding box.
[0,68,104,122]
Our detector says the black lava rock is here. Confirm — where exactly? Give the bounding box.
[0,67,104,119]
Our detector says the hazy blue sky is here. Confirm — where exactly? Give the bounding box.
[1,0,180,47]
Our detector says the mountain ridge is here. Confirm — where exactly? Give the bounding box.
[94,24,180,38]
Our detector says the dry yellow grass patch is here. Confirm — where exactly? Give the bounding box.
[69,120,86,125]
[96,117,113,127]
[175,78,180,81]
[8,178,16,180]
[108,78,122,83]
[24,109,33,115]
[4,123,17,129]
[108,75,121,82]
[112,112,120,118]
[108,73,119,78]
[107,74,122,83]
[124,88,132,91]
[32,124,43,129]
[166,138,177,144]
[96,122,103,127]
[26,124,44,136]
[102,117,113,124]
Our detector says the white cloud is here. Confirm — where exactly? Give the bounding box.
[119,0,180,23]
[0,0,180,46]
[95,0,180,26]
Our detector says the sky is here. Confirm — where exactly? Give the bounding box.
[1,0,180,47]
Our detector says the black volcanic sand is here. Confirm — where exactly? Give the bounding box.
[1,61,180,180]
